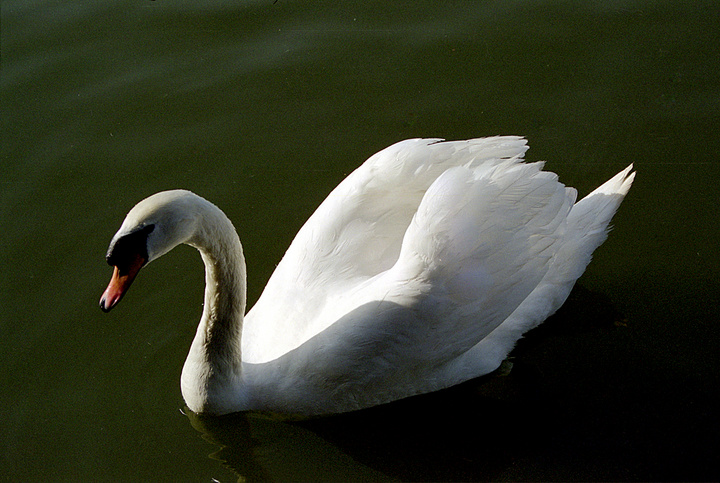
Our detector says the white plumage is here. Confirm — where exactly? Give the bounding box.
[100,137,634,416]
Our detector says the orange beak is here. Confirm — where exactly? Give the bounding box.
[99,254,146,312]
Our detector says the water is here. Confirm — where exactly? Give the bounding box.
[2,1,719,480]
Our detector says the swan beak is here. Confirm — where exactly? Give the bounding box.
[99,254,146,312]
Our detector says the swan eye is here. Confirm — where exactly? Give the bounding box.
[106,224,155,268]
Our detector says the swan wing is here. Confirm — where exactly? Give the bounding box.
[280,136,530,285]
[372,160,577,368]
[249,159,579,411]
[243,137,529,361]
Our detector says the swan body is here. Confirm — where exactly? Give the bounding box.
[100,137,634,416]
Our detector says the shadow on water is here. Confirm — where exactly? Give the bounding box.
[186,379,530,482]
[185,285,636,482]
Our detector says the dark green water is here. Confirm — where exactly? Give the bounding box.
[2,1,719,481]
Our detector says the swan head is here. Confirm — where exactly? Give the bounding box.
[99,190,201,312]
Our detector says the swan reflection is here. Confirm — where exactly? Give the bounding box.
[184,366,535,482]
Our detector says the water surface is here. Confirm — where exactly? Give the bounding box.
[2,1,719,480]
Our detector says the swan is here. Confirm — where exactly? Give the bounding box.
[99,137,634,416]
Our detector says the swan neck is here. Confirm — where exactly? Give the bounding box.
[182,198,247,413]
[194,203,246,356]
[198,245,246,359]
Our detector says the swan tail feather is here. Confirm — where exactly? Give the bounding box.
[551,164,636,282]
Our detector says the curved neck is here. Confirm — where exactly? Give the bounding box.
[181,198,248,414]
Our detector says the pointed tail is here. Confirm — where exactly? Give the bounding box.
[554,164,635,282]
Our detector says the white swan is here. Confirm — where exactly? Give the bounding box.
[100,137,634,416]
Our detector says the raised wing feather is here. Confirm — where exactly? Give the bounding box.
[243,137,529,361]
[284,137,529,285]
